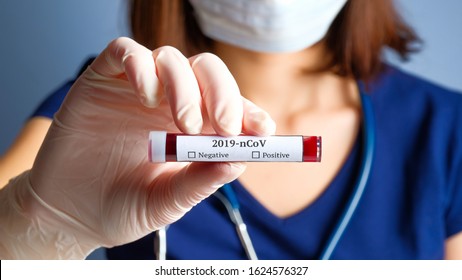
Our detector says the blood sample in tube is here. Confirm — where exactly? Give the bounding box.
[149,131,321,163]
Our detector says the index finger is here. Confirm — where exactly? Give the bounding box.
[189,53,243,136]
[89,37,161,108]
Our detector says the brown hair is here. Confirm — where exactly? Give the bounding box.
[130,0,420,81]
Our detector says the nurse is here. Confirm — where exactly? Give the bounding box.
[1,0,462,259]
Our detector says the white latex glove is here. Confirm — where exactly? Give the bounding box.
[0,37,275,259]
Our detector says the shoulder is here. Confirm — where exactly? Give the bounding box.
[30,81,75,119]
[368,64,462,141]
[369,63,462,144]
[30,57,96,119]
[367,63,462,183]
[364,65,462,243]
[368,64,462,220]
[369,64,462,113]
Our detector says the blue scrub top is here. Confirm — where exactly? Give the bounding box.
[32,62,462,260]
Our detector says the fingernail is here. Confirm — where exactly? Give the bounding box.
[220,120,241,136]
[184,116,202,134]
[139,91,161,108]
[139,93,147,104]
[249,110,276,135]
[228,162,247,172]
[226,162,247,178]
[249,109,266,122]
[140,73,161,108]
[178,104,203,134]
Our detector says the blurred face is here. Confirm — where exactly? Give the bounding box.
[189,0,347,53]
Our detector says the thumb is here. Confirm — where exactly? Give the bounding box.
[148,162,246,229]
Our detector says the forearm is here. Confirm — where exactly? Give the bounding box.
[0,117,52,189]
[0,172,95,259]
[445,232,462,259]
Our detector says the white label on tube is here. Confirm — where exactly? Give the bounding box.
[176,135,303,162]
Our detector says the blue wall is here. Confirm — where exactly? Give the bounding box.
[0,0,128,153]
[1,0,461,155]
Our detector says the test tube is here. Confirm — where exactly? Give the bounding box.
[149,131,321,163]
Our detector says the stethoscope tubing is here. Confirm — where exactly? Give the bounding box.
[155,87,375,260]
[319,90,375,259]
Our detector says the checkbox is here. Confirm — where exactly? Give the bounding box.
[252,151,260,159]
[188,151,196,158]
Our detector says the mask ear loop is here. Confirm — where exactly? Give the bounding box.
[319,81,376,260]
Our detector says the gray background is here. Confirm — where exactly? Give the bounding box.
[0,0,461,259]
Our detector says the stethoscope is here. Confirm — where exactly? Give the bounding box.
[155,84,376,260]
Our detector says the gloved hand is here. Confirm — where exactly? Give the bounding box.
[0,37,275,259]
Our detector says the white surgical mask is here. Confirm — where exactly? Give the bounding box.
[189,0,347,53]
